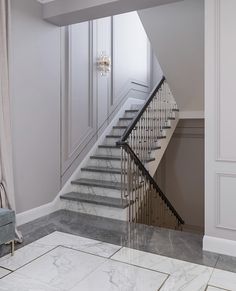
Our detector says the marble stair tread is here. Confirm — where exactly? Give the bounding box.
[60,192,128,209]
[125,109,139,113]
[90,154,155,163]
[81,166,121,174]
[112,125,171,130]
[119,117,134,121]
[71,178,123,190]
[106,134,166,140]
[99,144,161,151]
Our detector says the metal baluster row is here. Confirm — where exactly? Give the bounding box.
[126,81,177,162]
[121,147,182,230]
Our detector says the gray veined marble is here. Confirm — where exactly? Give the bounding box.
[71,258,168,291]
[1,210,236,277]
[0,225,236,291]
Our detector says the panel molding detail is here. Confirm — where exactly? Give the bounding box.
[215,0,236,162]
[61,23,96,176]
[216,172,236,231]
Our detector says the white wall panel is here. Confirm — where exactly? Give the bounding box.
[217,0,236,161]
[216,173,236,231]
[61,23,95,176]
[205,0,236,252]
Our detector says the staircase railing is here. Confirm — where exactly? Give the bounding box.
[117,77,184,229]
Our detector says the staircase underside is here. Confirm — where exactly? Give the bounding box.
[42,0,183,26]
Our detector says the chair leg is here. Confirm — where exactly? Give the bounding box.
[11,240,14,256]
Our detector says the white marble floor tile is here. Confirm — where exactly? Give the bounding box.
[0,273,58,291]
[209,268,236,290]
[16,246,106,291]
[207,286,228,291]
[71,259,168,291]
[35,231,121,258]
[112,247,213,291]
[0,240,54,271]
[0,267,11,279]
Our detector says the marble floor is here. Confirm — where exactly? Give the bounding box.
[0,210,236,290]
[0,231,235,290]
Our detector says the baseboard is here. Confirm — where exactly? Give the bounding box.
[203,235,236,257]
[16,201,57,226]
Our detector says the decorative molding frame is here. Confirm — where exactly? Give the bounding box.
[215,172,236,231]
[215,0,236,162]
[61,22,96,177]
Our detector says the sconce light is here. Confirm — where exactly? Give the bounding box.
[97,51,111,76]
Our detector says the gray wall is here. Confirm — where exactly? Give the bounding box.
[155,119,204,233]
[10,0,61,213]
[10,5,156,212]
[138,0,204,114]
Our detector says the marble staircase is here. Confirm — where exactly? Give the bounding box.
[60,102,179,221]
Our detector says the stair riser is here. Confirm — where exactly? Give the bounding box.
[71,184,121,198]
[117,120,133,127]
[123,112,138,118]
[87,158,121,168]
[80,171,121,183]
[96,147,121,156]
[130,104,142,110]
[107,128,167,140]
[61,199,127,221]
[110,128,127,136]
[103,137,120,146]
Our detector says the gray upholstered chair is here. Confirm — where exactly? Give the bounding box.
[0,208,15,255]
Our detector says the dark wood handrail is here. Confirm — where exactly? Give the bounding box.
[117,76,166,145]
[120,142,184,225]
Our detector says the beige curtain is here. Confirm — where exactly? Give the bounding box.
[0,0,22,241]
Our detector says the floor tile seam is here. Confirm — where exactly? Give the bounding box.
[67,258,110,291]
[0,269,12,280]
[158,274,170,290]
[0,245,59,273]
[59,244,170,277]
[56,244,121,260]
[214,255,220,269]
[206,267,218,289]
[0,265,12,272]
[207,284,232,291]
[109,256,170,277]
[114,246,219,271]
[108,246,123,259]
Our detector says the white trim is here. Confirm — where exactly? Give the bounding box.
[179,111,204,119]
[203,235,236,257]
[16,201,56,226]
[16,97,143,226]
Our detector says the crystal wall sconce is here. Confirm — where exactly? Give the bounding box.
[97,52,111,76]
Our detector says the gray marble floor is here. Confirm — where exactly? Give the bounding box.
[0,210,235,275]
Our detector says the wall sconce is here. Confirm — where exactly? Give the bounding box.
[97,52,111,76]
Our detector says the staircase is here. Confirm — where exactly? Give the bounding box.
[60,77,184,230]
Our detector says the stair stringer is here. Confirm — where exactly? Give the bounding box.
[146,112,179,177]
